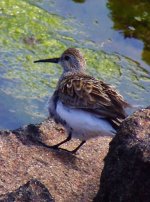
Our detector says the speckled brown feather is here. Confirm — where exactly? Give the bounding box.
[57,73,130,126]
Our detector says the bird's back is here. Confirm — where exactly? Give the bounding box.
[57,73,130,130]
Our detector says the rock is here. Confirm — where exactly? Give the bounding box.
[0,179,54,202]
[94,108,150,202]
[0,119,111,201]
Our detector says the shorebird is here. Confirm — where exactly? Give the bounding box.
[34,48,130,153]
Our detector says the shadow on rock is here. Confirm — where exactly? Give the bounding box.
[13,123,79,167]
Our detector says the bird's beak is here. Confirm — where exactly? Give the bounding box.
[34,57,60,63]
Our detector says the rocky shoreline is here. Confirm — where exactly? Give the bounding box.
[0,107,149,202]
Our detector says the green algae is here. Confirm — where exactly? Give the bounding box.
[0,0,121,101]
[0,0,67,99]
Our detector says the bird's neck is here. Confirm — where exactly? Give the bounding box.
[56,70,85,89]
[63,67,85,76]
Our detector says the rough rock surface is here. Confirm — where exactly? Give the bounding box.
[0,179,54,201]
[94,108,150,202]
[0,119,111,202]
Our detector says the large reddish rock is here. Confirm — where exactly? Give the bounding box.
[0,119,111,202]
[1,108,149,201]
[94,108,150,202]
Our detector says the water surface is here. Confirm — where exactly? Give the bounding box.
[0,0,149,129]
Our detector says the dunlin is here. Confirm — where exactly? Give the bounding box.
[34,48,130,153]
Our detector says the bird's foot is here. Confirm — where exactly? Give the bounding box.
[50,145,59,149]
[50,146,77,154]
[46,144,73,153]
[36,140,79,154]
[36,140,60,150]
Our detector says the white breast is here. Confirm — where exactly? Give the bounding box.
[56,101,116,140]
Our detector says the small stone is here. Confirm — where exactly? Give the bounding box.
[0,179,54,202]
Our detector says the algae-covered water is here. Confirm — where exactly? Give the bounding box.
[0,0,150,129]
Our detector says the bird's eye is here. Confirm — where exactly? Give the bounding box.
[64,56,70,61]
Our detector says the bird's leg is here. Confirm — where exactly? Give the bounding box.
[70,140,86,153]
[36,131,85,154]
[50,131,72,149]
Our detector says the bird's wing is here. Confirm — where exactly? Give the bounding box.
[58,74,130,126]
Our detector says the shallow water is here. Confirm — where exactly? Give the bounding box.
[0,0,150,129]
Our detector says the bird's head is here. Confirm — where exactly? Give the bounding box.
[34,48,86,73]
